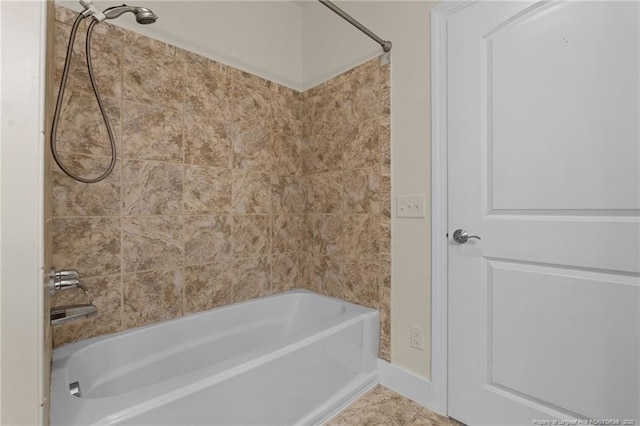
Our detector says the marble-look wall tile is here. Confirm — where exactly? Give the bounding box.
[273,214,307,254]
[183,165,231,214]
[344,260,379,309]
[309,130,343,173]
[184,262,232,314]
[303,82,327,100]
[54,92,121,156]
[52,217,121,277]
[381,254,391,290]
[381,174,391,219]
[380,62,391,366]
[325,58,378,93]
[272,176,307,214]
[272,90,301,134]
[380,64,391,117]
[121,102,183,162]
[308,172,343,214]
[120,25,175,55]
[343,215,380,261]
[54,27,122,100]
[122,216,183,273]
[380,117,391,177]
[232,256,271,302]
[379,286,391,361]
[227,67,271,90]
[184,114,232,168]
[343,119,379,170]
[122,160,183,215]
[184,215,232,266]
[381,219,391,258]
[233,215,271,258]
[228,79,272,130]
[343,168,380,214]
[90,22,128,52]
[184,61,230,120]
[313,255,343,299]
[345,66,380,122]
[53,156,120,217]
[54,5,82,26]
[174,47,214,70]
[271,253,305,294]
[312,214,343,256]
[304,88,345,138]
[231,124,272,172]
[272,134,301,177]
[123,269,183,328]
[300,137,314,175]
[300,253,320,293]
[123,46,184,111]
[232,170,271,214]
[52,275,122,347]
[176,48,212,68]
[145,38,176,59]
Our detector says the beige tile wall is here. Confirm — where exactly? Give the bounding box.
[49,5,390,361]
[303,60,391,360]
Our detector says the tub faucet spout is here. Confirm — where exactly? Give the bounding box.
[50,304,97,326]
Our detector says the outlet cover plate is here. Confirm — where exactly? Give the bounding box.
[410,325,425,351]
[396,195,426,218]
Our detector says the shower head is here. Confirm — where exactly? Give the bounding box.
[102,4,158,24]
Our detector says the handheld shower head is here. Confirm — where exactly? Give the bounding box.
[103,4,158,24]
[133,9,157,24]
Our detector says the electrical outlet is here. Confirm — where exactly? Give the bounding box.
[396,195,426,218]
[410,326,425,351]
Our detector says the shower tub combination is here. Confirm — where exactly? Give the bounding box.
[51,290,379,425]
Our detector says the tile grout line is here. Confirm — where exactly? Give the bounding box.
[181,59,187,318]
[118,36,125,334]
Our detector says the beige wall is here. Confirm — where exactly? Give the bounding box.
[50,6,391,358]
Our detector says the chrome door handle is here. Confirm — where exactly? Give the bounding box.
[453,229,481,244]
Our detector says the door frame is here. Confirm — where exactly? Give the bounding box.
[430,0,474,417]
[0,0,47,423]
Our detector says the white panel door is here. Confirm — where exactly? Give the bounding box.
[447,1,640,425]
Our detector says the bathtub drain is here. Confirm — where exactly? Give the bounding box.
[69,382,81,398]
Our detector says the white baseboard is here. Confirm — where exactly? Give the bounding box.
[377,359,438,412]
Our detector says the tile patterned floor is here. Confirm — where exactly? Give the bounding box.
[326,385,463,426]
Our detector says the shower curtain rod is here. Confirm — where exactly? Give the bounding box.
[318,0,392,52]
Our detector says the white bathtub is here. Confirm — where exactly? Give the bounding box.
[50,290,379,425]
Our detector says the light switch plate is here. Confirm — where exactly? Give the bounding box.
[396,195,426,218]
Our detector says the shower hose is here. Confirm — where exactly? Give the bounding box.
[50,12,116,183]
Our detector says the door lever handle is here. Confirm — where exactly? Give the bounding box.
[453,229,481,244]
